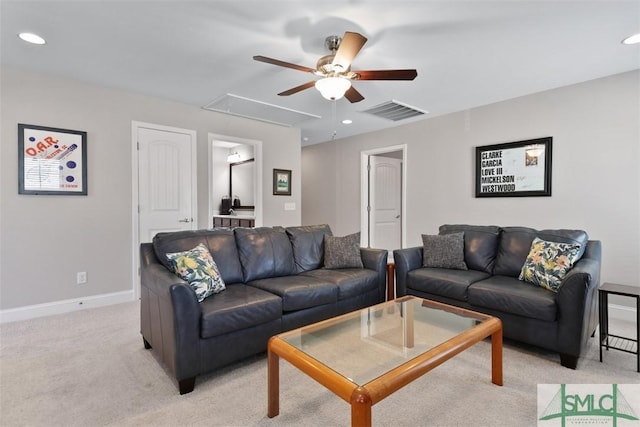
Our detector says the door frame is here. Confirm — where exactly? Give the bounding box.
[208,133,263,228]
[131,121,198,300]
[360,144,407,251]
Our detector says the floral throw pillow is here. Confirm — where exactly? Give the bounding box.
[166,243,226,302]
[518,237,581,292]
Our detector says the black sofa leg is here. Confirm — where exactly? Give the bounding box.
[179,377,196,395]
[143,338,152,349]
[560,354,578,369]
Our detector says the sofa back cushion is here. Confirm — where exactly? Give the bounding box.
[493,227,588,277]
[286,224,333,273]
[439,224,501,273]
[234,227,296,282]
[152,229,244,284]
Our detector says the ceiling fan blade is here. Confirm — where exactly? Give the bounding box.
[344,86,364,103]
[332,32,367,71]
[277,81,317,96]
[354,69,418,80]
[253,55,315,73]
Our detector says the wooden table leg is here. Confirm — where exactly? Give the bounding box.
[267,347,280,418]
[351,387,372,427]
[491,327,503,386]
[386,263,395,301]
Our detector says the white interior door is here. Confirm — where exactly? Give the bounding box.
[369,155,402,253]
[137,126,197,243]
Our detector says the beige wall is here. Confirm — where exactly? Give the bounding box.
[302,70,640,288]
[0,67,301,311]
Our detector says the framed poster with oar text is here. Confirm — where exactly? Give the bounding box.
[18,124,88,195]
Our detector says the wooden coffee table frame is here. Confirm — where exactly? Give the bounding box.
[267,297,503,426]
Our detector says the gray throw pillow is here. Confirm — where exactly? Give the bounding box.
[422,232,468,270]
[324,232,363,269]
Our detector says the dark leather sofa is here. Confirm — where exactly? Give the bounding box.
[140,224,388,394]
[394,224,601,369]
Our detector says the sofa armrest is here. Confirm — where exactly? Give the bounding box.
[360,248,389,302]
[555,240,602,356]
[393,246,423,297]
[140,243,201,381]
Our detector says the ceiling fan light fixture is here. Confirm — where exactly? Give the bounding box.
[315,77,351,100]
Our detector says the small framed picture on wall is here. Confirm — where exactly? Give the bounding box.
[273,168,291,196]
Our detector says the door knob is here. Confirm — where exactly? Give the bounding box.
[178,218,192,223]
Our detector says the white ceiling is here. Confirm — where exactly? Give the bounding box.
[2,1,639,146]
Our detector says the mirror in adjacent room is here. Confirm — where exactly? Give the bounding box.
[209,134,262,227]
[229,159,255,209]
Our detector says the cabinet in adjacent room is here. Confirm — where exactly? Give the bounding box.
[213,216,255,228]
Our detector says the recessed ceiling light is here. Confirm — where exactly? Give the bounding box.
[18,32,46,45]
[341,119,353,125]
[622,33,640,45]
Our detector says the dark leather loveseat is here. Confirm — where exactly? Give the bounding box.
[394,224,601,369]
[140,224,387,394]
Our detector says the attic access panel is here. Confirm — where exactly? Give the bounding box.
[204,94,320,127]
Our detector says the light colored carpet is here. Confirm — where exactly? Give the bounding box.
[0,301,637,426]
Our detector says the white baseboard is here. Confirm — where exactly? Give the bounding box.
[0,290,135,324]
[609,303,636,323]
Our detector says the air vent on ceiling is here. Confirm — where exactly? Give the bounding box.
[203,94,321,127]
[360,100,428,121]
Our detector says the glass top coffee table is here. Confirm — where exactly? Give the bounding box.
[267,296,503,426]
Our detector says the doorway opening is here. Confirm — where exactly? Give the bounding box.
[360,145,407,260]
[209,134,263,228]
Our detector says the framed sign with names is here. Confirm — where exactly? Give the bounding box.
[475,137,552,198]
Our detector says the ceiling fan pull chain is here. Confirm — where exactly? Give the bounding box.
[331,99,337,140]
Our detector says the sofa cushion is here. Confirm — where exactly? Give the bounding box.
[199,284,282,339]
[439,224,501,273]
[286,224,333,273]
[234,227,296,282]
[519,237,582,292]
[468,276,557,322]
[153,229,244,284]
[492,227,538,277]
[407,268,490,301]
[247,275,338,312]
[301,268,378,301]
[324,232,364,269]
[166,243,226,302]
[493,227,588,277]
[422,232,467,270]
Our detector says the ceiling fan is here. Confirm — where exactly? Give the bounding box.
[253,31,417,103]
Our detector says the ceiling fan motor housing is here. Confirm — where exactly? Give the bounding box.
[316,35,347,75]
[316,54,342,75]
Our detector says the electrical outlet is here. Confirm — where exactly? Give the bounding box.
[77,271,87,284]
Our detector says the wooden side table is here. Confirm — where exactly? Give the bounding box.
[598,282,640,372]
